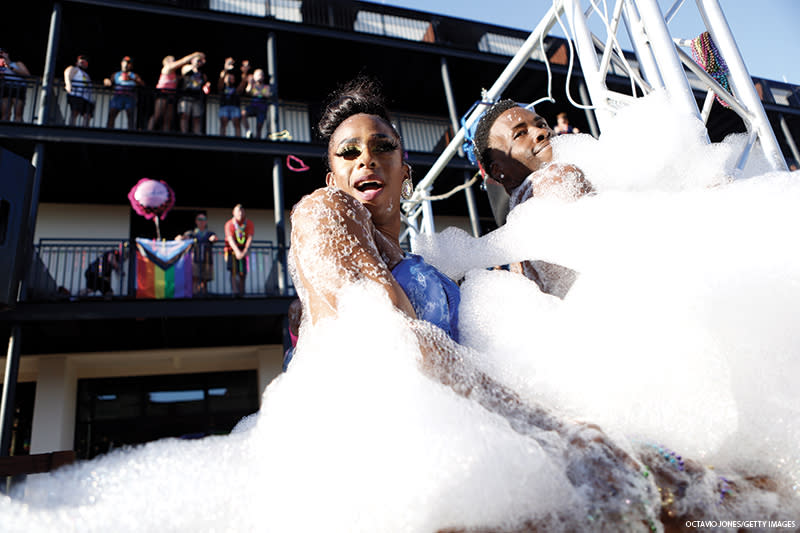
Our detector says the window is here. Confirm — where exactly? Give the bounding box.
[477,33,547,61]
[354,11,434,42]
[75,370,259,460]
[395,114,451,153]
[209,0,302,22]
[771,87,792,106]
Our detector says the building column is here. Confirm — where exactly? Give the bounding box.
[30,356,77,453]
[0,326,22,456]
[256,347,282,402]
[37,1,62,126]
[267,31,289,295]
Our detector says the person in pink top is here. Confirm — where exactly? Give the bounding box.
[224,204,254,296]
[147,51,204,132]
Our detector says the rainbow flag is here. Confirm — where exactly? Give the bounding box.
[135,238,193,299]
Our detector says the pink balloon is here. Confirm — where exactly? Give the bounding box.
[128,178,176,220]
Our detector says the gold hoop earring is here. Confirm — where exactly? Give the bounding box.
[401,178,413,200]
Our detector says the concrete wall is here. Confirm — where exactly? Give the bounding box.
[33,203,288,243]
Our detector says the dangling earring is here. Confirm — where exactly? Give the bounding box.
[401,178,413,200]
[401,163,414,200]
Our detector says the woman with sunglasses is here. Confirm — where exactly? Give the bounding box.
[289,75,460,342]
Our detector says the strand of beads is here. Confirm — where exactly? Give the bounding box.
[691,31,732,107]
[649,444,685,472]
[718,476,732,504]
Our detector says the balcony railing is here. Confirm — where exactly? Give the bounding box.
[24,238,293,302]
[0,77,312,139]
[0,78,459,152]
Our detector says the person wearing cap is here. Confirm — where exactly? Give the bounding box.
[103,55,145,130]
[64,55,94,126]
[0,47,31,122]
[177,212,218,296]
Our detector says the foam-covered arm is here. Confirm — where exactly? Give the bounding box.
[289,187,416,324]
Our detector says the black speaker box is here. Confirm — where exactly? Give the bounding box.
[0,148,34,309]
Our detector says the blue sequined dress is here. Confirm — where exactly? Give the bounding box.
[391,253,460,342]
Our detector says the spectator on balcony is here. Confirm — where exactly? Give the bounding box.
[177,212,218,296]
[64,55,94,127]
[553,111,580,135]
[148,51,205,132]
[224,204,254,297]
[83,249,122,296]
[104,56,144,130]
[218,57,247,137]
[0,47,31,122]
[178,53,210,134]
[241,68,271,139]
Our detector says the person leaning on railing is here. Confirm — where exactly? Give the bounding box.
[64,54,94,127]
[104,55,145,130]
[217,57,248,137]
[0,47,31,122]
[176,212,218,297]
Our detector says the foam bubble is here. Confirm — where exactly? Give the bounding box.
[2,92,798,531]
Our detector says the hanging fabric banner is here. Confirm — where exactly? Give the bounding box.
[135,238,194,299]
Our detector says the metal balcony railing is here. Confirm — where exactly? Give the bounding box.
[50,80,312,140]
[0,77,39,124]
[1,78,461,153]
[0,77,312,140]
[24,238,293,302]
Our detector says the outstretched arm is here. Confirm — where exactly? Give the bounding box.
[289,187,416,325]
[165,52,203,73]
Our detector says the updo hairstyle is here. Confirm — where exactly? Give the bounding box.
[317,75,401,146]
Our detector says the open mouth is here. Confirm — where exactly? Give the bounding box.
[355,180,384,193]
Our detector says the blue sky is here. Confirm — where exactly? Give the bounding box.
[376,0,800,85]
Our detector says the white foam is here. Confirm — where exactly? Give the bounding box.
[417,91,800,482]
[2,91,798,531]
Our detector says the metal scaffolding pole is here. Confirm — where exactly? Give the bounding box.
[563,0,614,130]
[440,57,481,237]
[621,0,664,90]
[696,0,787,171]
[626,0,701,120]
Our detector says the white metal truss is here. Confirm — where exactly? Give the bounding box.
[404,0,788,241]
